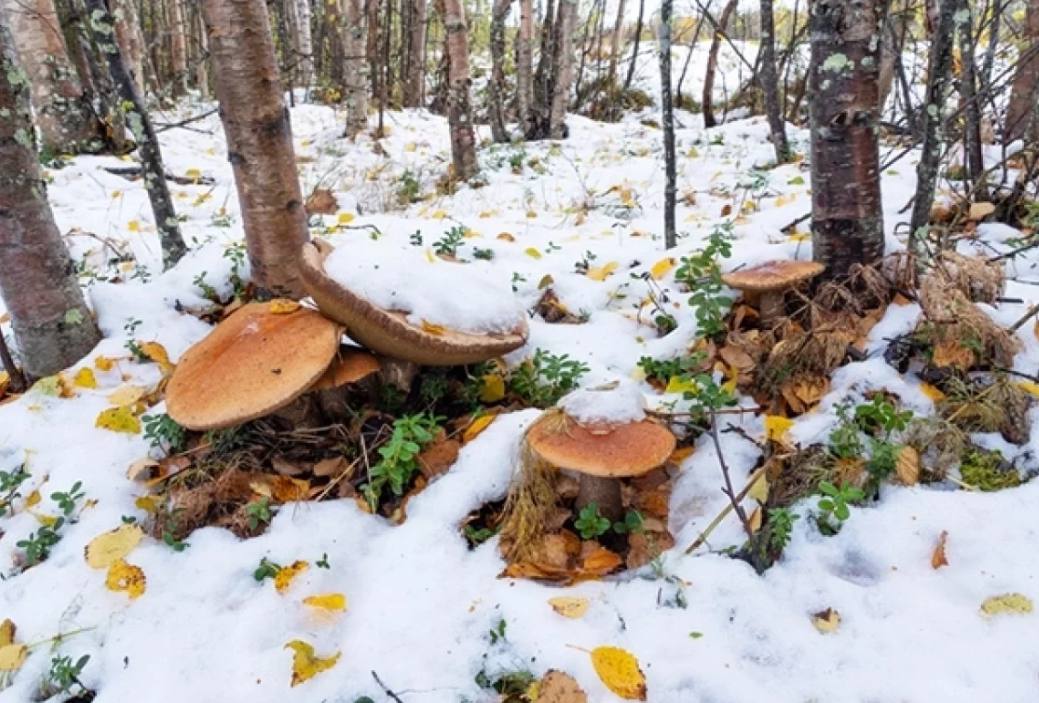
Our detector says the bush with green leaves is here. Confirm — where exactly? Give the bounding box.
[827,396,914,492]
[362,413,442,509]
[143,413,187,454]
[507,349,589,408]
[816,481,864,535]
[42,654,91,699]
[433,225,467,256]
[674,221,734,339]
[0,465,29,517]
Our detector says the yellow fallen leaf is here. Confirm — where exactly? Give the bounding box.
[285,640,341,686]
[185,167,202,182]
[138,341,174,375]
[94,355,116,372]
[269,299,301,314]
[85,524,144,569]
[931,530,949,569]
[812,608,841,633]
[649,258,675,280]
[1017,381,1039,398]
[548,596,589,619]
[96,406,142,434]
[589,646,646,700]
[302,593,348,612]
[919,382,946,402]
[25,490,40,508]
[32,511,59,527]
[0,644,27,671]
[73,367,97,389]
[479,374,505,403]
[106,559,146,599]
[462,413,497,443]
[980,593,1033,617]
[0,619,14,646]
[107,385,146,406]
[764,415,794,442]
[748,473,769,503]
[134,495,159,514]
[497,232,515,242]
[421,320,446,336]
[275,560,309,594]
[586,261,619,281]
[664,375,698,394]
[525,247,543,259]
[337,212,355,224]
[127,219,140,232]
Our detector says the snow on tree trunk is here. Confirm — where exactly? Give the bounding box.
[440,0,477,179]
[344,0,369,137]
[0,24,101,378]
[488,0,512,142]
[515,0,533,134]
[201,0,310,298]
[908,0,956,242]
[759,0,791,162]
[403,0,427,107]
[809,0,888,279]
[168,0,189,96]
[86,0,187,269]
[1,0,102,154]
[548,0,576,139]
[1005,0,1039,143]
[660,0,676,249]
[702,0,737,129]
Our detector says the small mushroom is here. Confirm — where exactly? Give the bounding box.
[299,239,528,366]
[166,301,340,430]
[525,412,676,522]
[309,348,380,419]
[722,260,824,325]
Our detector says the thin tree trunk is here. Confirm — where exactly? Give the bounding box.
[440,0,477,178]
[111,0,146,86]
[195,8,210,98]
[366,0,380,94]
[759,0,790,162]
[660,0,676,249]
[958,1,986,199]
[202,0,310,297]
[344,0,369,136]
[622,0,644,92]
[403,0,427,106]
[168,0,189,96]
[489,0,512,142]
[1,0,102,153]
[702,0,737,128]
[980,0,1000,89]
[530,0,556,137]
[548,0,577,138]
[295,0,314,86]
[908,0,956,240]
[516,0,533,134]
[0,23,101,378]
[810,0,888,278]
[605,0,626,89]
[675,14,705,107]
[86,0,187,269]
[1006,0,1039,142]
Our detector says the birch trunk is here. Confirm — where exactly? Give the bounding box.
[202,0,310,297]
[760,0,791,162]
[440,0,477,178]
[0,24,101,378]
[295,0,314,86]
[702,0,737,129]
[605,0,625,89]
[660,0,676,248]
[488,0,512,142]
[809,0,888,278]
[622,0,643,91]
[168,0,189,96]
[403,0,427,106]
[344,0,369,136]
[516,0,533,134]
[548,0,577,138]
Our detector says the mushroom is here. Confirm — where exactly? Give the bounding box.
[166,301,340,430]
[721,260,824,325]
[309,348,380,419]
[525,412,676,522]
[299,239,528,366]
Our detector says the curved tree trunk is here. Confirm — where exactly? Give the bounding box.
[202,0,310,298]
[344,0,370,136]
[809,0,888,279]
[1006,0,1039,143]
[622,0,643,92]
[605,0,626,89]
[702,0,737,129]
[1,0,102,154]
[86,0,187,269]
[403,0,427,106]
[759,0,790,162]
[515,0,533,134]
[0,24,101,378]
[488,0,512,142]
[440,0,477,179]
[548,0,577,138]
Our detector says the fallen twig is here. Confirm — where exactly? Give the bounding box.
[371,670,405,703]
[684,465,765,555]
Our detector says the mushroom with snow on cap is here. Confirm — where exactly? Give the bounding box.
[166,301,341,431]
[721,260,825,325]
[525,411,676,523]
[299,239,528,366]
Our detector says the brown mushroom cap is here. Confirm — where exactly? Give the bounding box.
[300,239,528,366]
[310,348,380,391]
[526,413,677,478]
[166,302,340,430]
[722,260,825,292]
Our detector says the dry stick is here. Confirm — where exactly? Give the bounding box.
[684,466,765,554]
[371,671,405,703]
[0,329,27,392]
[708,410,754,539]
[1008,301,1039,333]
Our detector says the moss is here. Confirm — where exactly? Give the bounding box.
[959,449,1021,491]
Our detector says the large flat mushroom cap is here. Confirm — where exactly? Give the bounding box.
[299,239,528,366]
[166,302,340,430]
[722,260,825,291]
[526,413,676,478]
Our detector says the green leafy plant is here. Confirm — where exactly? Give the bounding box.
[316,553,331,569]
[192,271,220,302]
[143,413,187,454]
[637,353,703,386]
[574,503,611,539]
[397,169,422,204]
[487,618,508,645]
[51,481,84,517]
[507,349,589,408]
[433,225,467,256]
[816,481,864,535]
[613,509,645,535]
[766,507,799,552]
[44,654,91,699]
[253,557,281,582]
[223,242,247,298]
[162,529,190,552]
[244,497,274,531]
[674,221,734,338]
[17,520,65,566]
[463,524,498,546]
[0,465,30,517]
[472,247,494,260]
[362,413,442,509]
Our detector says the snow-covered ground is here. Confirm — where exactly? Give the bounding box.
[1,96,1038,702]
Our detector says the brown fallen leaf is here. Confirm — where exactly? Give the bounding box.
[895,446,920,486]
[812,608,841,633]
[931,530,949,569]
[537,669,588,703]
[305,188,339,216]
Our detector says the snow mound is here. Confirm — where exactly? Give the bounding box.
[559,379,646,425]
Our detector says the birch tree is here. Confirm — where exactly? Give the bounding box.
[440,0,477,178]
[660,0,676,248]
[403,0,427,106]
[343,0,369,137]
[760,0,791,162]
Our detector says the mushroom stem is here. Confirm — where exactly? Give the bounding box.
[758,291,786,324]
[575,475,623,523]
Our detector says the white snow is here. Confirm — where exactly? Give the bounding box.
[559,379,646,426]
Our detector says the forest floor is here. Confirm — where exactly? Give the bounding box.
[0,94,1037,702]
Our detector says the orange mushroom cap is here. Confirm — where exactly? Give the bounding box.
[310,348,380,391]
[722,260,825,292]
[526,412,677,478]
[166,301,340,430]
